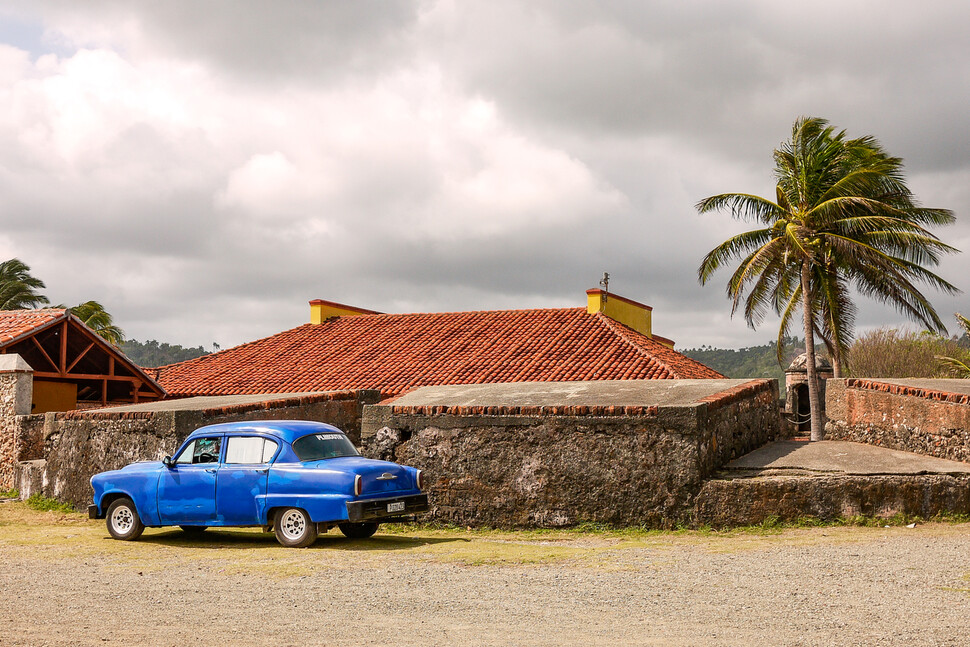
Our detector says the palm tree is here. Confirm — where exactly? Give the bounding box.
[0,258,49,310]
[697,117,959,440]
[937,314,970,377]
[70,300,126,346]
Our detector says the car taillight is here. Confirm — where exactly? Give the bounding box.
[415,469,424,490]
[354,474,362,496]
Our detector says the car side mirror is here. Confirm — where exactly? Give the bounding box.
[162,456,174,468]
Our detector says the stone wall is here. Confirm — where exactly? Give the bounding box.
[0,356,33,490]
[14,390,375,507]
[695,474,970,527]
[826,379,970,463]
[361,379,779,528]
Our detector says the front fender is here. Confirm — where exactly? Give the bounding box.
[92,472,162,526]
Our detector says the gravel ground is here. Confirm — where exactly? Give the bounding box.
[1,507,968,646]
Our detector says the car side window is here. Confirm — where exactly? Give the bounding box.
[225,437,279,465]
[174,437,222,464]
[174,440,195,464]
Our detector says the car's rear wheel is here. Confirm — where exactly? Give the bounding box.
[338,522,379,539]
[106,498,145,541]
[179,525,207,534]
[273,508,318,548]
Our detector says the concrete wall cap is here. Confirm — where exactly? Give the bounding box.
[0,353,33,373]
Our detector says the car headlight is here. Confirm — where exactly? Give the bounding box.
[354,474,362,496]
[415,469,424,491]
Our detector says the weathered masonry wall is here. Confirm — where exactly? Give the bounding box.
[362,380,779,528]
[695,474,970,527]
[14,390,377,508]
[826,379,970,463]
[0,355,34,490]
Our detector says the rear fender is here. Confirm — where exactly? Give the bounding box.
[263,493,351,524]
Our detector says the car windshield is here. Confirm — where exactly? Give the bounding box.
[291,432,360,461]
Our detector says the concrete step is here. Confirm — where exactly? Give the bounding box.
[694,472,970,527]
[693,440,970,527]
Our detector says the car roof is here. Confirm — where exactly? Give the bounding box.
[185,420,346,444]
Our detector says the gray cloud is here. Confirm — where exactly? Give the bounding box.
[0,1,967,353]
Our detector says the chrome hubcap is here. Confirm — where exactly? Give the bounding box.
[111,506,134,533]
[280,510,306,540]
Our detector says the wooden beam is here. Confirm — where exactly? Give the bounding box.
[109,356,115,376]
[60,320,68,376]
[32,371,144,382]
[59,315,165,396]
[30,337,59,372]
[101,378,107,406]
[66,342,96,373]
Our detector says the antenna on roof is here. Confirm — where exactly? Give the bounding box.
[600,272,610,302]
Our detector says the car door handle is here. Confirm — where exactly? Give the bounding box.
[204,468,217,474]
[255,468,268,474]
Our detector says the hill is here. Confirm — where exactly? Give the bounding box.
[681,339,805,383]
[120,339,210,368]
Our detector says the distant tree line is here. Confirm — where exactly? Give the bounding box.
[120,339,210,368]
[682,338,806,383]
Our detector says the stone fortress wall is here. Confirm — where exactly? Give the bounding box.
[361,379,781,527]
[825,378,970,462]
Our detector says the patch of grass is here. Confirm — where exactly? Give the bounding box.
[0,488,19,498]
[24,494,76,514]
[383,511,970,544]
[4,498,970,571]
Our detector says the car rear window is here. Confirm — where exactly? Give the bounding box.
[291,432,360,461]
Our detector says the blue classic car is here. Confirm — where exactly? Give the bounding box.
[88,420,429,547]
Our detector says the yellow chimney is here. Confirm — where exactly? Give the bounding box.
[586,289,659,341]
[309,299,381,324]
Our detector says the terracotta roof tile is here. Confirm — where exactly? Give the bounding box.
[154,307,723,397]
[0,309,67,345]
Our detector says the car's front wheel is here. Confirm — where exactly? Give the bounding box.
[106,498,145,541]
[273,508,318,548]
[338,522,379,539]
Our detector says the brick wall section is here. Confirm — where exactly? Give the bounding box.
[361,379,779,528]
[13,390,377,508]
[826,379,970,463]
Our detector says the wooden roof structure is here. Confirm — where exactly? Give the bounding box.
[0,309,165,409]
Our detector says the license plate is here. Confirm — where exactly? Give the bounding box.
[387,501,405,513]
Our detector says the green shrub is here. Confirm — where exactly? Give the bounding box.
[846,327,969,378]
[0,488,19,498]
[24,494,76,513]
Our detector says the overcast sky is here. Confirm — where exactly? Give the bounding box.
[1,1,968,352]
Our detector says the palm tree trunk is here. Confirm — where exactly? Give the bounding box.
[801,261,825,440]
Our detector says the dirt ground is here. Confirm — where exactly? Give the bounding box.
[1,501,968,647]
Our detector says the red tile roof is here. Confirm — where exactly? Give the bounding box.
[154,307,723,398]
[0,309,67,345]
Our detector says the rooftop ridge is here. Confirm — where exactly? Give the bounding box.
[595,313,723,380]
[332,305,587,318]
